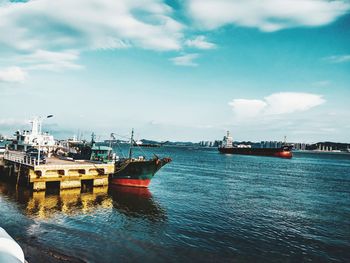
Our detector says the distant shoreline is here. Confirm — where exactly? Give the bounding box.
[293,150,350,154]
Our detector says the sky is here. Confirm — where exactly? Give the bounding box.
[0,0,350,143]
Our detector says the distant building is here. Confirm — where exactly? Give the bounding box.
[260,141,284,149]
[293,143,307,150]
[199,140,216,147]
[213,140,221,147]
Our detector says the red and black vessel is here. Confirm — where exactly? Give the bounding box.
[111,156,171,187]
[219,145,293,158]
[218,131,292,159]
[110,129,172,188]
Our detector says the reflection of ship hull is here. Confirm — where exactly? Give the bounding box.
[219,146,293,158]
[108,185,166,221]
[111,158,171,187]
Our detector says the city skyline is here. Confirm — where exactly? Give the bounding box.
[1,0,350,142]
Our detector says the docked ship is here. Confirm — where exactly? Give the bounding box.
[11,116,57,154]
[56,133,114,162]
[112,156,171,187]
[62,131,171,187]
[56,137,93,160]
[218,131,292,158]
[110,130,171,187]
[2,116,171,188]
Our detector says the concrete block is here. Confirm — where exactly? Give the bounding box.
[60,180,81,189]
[93,178,108,187]
[33,181,46,191]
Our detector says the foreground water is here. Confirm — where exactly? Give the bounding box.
[1,147,350,262]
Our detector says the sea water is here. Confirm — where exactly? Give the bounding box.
[0,147,349,262]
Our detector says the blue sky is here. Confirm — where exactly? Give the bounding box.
[0,0,349,143]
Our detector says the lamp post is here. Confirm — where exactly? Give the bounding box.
[37,139,40,166]
[37,114,53,166]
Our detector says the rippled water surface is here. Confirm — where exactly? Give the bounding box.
[1,147,350,262]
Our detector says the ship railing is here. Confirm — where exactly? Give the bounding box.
[3,151,36,166]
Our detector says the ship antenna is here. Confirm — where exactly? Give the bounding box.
[91,132,96,146]
[128,129,134,159]
[109,133,114,149]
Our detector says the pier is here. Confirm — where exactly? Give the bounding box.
[0,151,114,191]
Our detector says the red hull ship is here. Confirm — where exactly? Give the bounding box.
[110,129,171,188]
[218,131,292,159]
[218,146,292,158]
[111,157,172,188]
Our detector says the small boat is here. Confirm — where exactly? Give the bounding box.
[133,140,169,148]
[110,130,171,187]
[56,133,113,162]
[133,142,161,148]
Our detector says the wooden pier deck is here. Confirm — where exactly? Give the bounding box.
[1,151,114,191]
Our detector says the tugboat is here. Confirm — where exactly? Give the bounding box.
[218,131,292,159]
[110,130,171,187]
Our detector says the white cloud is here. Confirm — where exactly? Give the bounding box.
[186,0,350,31]
[324,54,350,63]
[0,66,27,82]
[170,53,199,66]
[0,0,187,77]
[229,92,325,119]
[228,99,267,119]
[21,50,83,72]
[264,92,325,115]
[185,35,216,49]
[0,0,183,52]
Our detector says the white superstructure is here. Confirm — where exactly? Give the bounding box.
[12,116,57,154]
[135,140,143,145]
[222,131,233,148]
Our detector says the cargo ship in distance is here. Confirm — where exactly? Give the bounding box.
[218,131,293,159]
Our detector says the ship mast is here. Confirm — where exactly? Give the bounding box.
[109,133,115,160]
[128,129,134,159]
[109,133,114,150]
[91,132,96,147]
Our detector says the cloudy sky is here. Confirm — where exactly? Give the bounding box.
[0,0,349,143]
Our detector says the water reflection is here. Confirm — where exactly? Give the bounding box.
[0,182,166,221]
[109,185,166,222]
[27,187,113,218]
